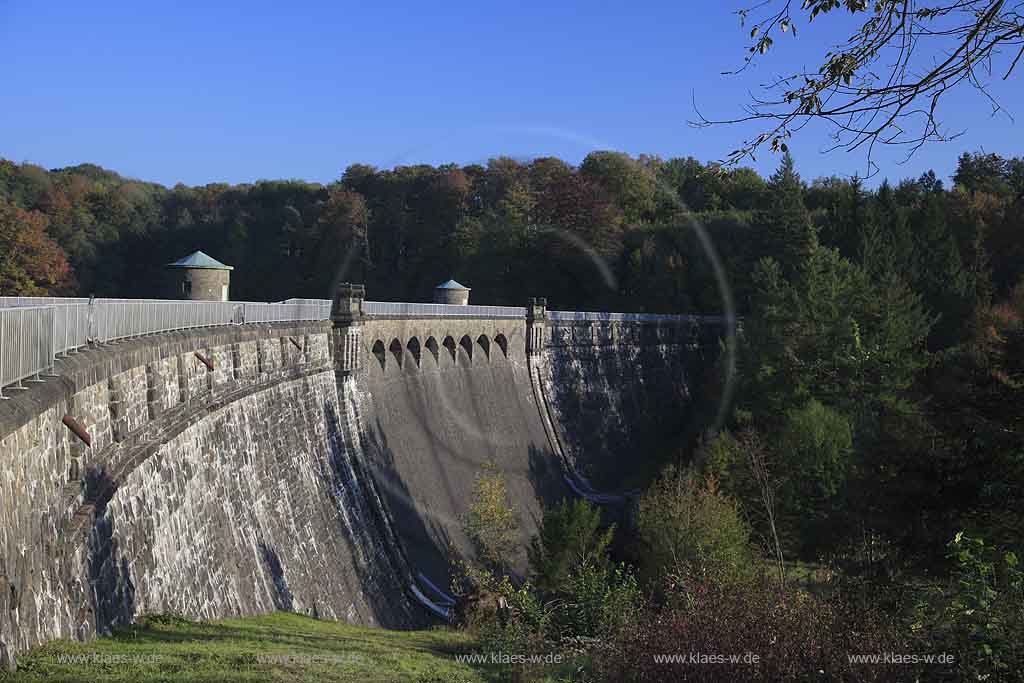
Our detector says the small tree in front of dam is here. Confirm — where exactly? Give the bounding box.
[528,498,614,596]
[452,464,554,680]
[452,468,641,681]
[452,462,527,635]
[635,466,756,592]
[463,461,519,575]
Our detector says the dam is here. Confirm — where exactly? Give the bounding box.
[0,287,733,668]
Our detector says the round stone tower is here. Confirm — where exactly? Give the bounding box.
[433,279,470,305]
[166,251,233,301]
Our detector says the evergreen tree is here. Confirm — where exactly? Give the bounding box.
[908,192,974,349]
[758,152,817,284]
[863,180,915,277]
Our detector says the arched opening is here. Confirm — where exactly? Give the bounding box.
[406,337,421,367]
[371,340,386,371]
[425,336,440,364]
[389,338,403,368]
[459,335,473,361]
[442,336,457,362]
[476,334,490,360]
[494,333,508,358]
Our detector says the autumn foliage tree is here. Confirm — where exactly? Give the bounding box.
[0,198,74,295]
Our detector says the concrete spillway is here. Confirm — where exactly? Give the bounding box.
[356,334,562,583]
[0,307,720,666]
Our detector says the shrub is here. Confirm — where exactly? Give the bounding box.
[779,399,852,502]
[636,466,755,589]
[700,430,755,502]
[527,498,640,641]
[454,495,641,680]
[777,399,853,553]
[528,498,614,595]
[594,578,915,682]
[699,427,786,574]
[551,560,641,640]
[463,463,519,573]
[911,533,1024,681]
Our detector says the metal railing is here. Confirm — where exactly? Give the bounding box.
[273,299,333,321]
[0,306,56,393]
[0,294,732,395]
[547,310,728,324]
[0,296,333,397]
[0,296,91,307]
[356,301,731,324]
[362,301,527,318]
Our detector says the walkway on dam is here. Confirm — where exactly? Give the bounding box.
[1,294,727,397]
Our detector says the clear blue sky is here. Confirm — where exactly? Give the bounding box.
[2,1,1020,188]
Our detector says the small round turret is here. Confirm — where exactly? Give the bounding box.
[433,279,470,305]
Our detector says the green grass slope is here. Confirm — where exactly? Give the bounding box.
[0,612,495,683]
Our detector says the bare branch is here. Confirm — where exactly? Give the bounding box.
[694,1,1024,173]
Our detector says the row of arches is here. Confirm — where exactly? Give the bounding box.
[370,333,509,371]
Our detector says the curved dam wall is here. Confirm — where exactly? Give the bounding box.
[344,311,725,588]
[0,322,416,665]
[0,297,727,665]
[536,318,721,490]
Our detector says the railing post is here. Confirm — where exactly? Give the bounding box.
[0,310,4,399]
[28,308,45,382]
[87,294,97,345]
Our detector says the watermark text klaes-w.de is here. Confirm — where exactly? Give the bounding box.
[455,651,565,665]
[652,652,761,665]
[848,652,956,665]
[54,653,165,666]
[254,653,366,666]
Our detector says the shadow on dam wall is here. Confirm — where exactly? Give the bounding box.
[349,328,714,594]
[355,347,566,585]
[540,341,707,491]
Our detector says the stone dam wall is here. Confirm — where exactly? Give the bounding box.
[0,310,725,665]
[0,322,417,666]
[536,318,722,490]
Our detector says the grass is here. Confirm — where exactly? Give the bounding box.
[0,612,500,683]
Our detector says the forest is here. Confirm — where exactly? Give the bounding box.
[2,150,1023,679]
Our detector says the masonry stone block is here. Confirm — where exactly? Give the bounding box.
[257,338,281,375]
[109,366,148,443]
[180,349,210,403]
[234,342,259,385]
[150,356,181,416]
[549,324,570,347]
[209,345,233,393]
[69,381,112,463]
[307,333,330,365]
[280,337,298,369]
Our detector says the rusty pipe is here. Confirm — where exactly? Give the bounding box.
[62,415,92,447]
[194,351,214,371]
